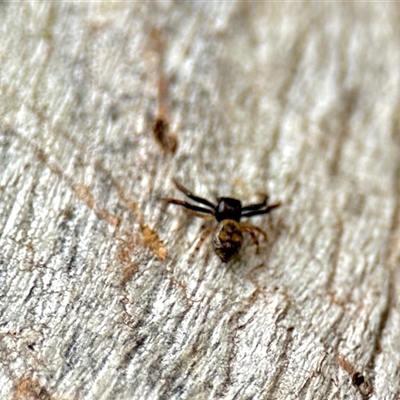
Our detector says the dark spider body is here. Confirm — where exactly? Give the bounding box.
[163,180,280,262]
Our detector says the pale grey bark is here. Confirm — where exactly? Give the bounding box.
[1,2,399,400]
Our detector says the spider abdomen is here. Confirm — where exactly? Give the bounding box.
[213,219,244,263]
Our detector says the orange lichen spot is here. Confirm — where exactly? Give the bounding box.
[75,184,120,227]
[141,224,167,260]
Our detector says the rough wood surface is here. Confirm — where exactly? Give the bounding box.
[1,3,400,400]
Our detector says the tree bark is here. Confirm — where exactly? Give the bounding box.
[1,2,399,399]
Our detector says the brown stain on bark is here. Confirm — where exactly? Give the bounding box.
[13,376,67,400]
[149,27,178,155]
[120,263,138,287]
[152,117,177,154]
[75,184,120,227]
[117,231,139,286]
[6,128,167,262]
[337,355,373,398]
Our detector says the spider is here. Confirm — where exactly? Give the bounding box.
[163,179,281,262]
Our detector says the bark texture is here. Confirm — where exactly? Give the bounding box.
[1,3,400,400]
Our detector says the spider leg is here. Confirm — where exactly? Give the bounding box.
[173,179,216,209]
[162,198,214,215]
[194,225,214,252]
[187,212,214,220]
[241,194,269,212]
[239,223,268,254]
[241,202,281,218]
[248,229,260,253]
